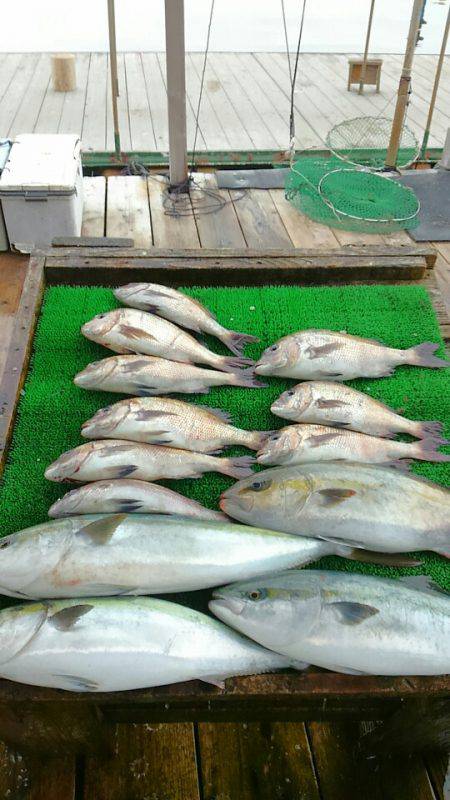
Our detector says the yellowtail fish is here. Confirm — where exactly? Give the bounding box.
[114,283,259,356]
[81,309,253,373]
[45,440,255,483]
[82,397,271,453]
[255,330,449,380]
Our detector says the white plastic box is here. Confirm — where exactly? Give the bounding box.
[0,134,83,251]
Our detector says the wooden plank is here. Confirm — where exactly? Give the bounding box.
[0,253,28,314]
[147,175,199,248]
[231,189,292,248]
[124,52,156,151]
[34,57,67,134]
[0,744,76,800]
[182,52,230,150]
[82,723,200,800]
[0,54,22,105]
[82,53,108,152]
[191,172,246,248]
[269,188,340,248]
[58,52,90,137]
[0,53,39,136]
[197,722,320,800]
[106,176,152,247]
[81,177,106,237]
[8,53,51,139]
[141,52,170,151]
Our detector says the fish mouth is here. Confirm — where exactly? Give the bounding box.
[219,493,253,514]
[254,360,270,375]
[256,451,271,465]
[210,592,245,616]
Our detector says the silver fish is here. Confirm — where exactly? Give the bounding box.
[271,381,447,442]
[210,571,450,676]
[81,397,270,453]
[0,514,336,598]
[48,479,225,520]
[220,462,450,557]
[44,440,255,483]
[257,424,450,468]
[114,283,259,356]
[0,597,291,691]
[81,309,252,373]
[74,355,264,396]
[255,330,449,380]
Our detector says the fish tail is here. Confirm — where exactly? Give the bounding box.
[230,367,268,389]
[412,419,449,444]
[243,430,277,450]
[221,331,260,356]
[216,355,255,373]
[411,438,450,462]
[405,342,450,369]
[220,455,255,479]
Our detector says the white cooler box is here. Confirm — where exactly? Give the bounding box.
[0,134,83,251]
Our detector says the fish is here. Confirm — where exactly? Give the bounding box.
[254,329,449,380]
[114,283,259,356]
[81,397,271,453]
[271,381,447,442]
[220,462,450,557]
[44,440,255,483]
[257,424,450,468]
[48,479,226,520]
[0,596,292,691]
[209,570,450,676]
[81,309,253,373]
[74,355,265,396]
[0,514,339,598]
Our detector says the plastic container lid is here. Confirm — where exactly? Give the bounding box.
[0,134,81,195]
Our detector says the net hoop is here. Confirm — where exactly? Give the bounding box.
[325,116,420,170]
[317,168,420,225]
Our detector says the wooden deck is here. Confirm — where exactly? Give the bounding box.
[0,175,448,797]
[0,52,449,153]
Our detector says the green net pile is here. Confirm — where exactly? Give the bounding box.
[285,157,420,233]
[0,283,448,608]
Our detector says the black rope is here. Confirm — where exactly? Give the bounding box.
[190,0,215,176]
[281,0,308,144]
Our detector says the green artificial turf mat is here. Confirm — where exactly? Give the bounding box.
[0,283,449,602]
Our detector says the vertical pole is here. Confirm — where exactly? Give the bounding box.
[359,0,376,95]
[385,0,423,169]
[107,0,121,159]
[165,0,188,191]
[420,5,450,160]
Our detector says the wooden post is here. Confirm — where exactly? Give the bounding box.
[51,54,76,92]
[359,0,376,94]
[385,0,423,169]
[107,0,121,159]
[420,5,450,160]
[165,0,189,191]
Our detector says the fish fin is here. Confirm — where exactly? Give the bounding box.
[329,420,351,428]
[77,583,140,595]
[307,431,342,447]
[318,371,345,379]
[53,674,100,692]
[220,455,255,479]
[110,464,138,479]
[315,398,349,408]
[202,407,233,423]
[134,409,177,421]
[397,576,449,595]
[345,548,423,568]
[122,359,155,373]
[218,356,255,373]
[79,513,127,544]
[119,324,156,342]
[116,500,144,512]
[327,601,379,626]
[232,367,268,389]
[413,420,447,443]
[405,342,450,369]
[223,331,260,356]
[201,675,226,689]
[411,438,450,462]
[135,385,158,396]
[49,604,94,631]
[315,488,356,506]
[306,343,342,359]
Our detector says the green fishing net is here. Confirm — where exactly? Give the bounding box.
[285,156,420,233]
[325,116,419,170]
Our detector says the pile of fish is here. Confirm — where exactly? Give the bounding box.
[1,282,449,692]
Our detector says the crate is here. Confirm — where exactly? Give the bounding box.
[348,58,383,92]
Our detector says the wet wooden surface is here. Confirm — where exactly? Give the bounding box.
[0,176,448,798]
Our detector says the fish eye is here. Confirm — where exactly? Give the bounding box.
[287,390,295,397]
[250,478,272,492]
[271,435,280,441]
[247,589,267,601]
[270,345,278,352]
[97,314,105,319]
